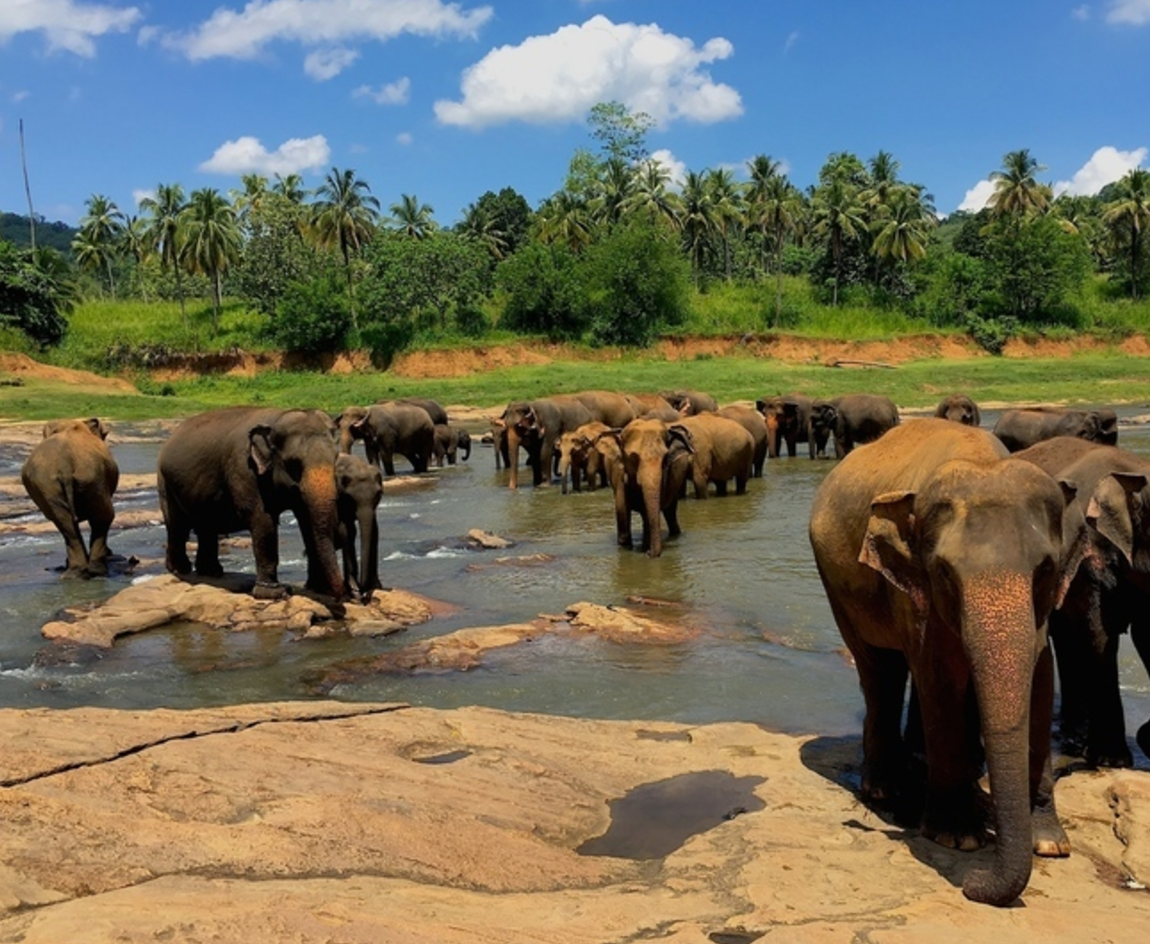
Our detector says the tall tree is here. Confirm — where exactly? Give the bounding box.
[679,170,717,288]
[140,183,189,325]
[457,202,509,261]
[746,154,782,276]
[624,159,683,232]
[706,168,743,282]
[988,149,1051,219]
[812,176,866,305]
[387,193,438,239]
[310,167,381,327]
[273,172,309,205]
[181,187,241,333]
[871,185,936,266]
[120,214,154,301]
[1103,167,1150,300]
[760,174,802,325]
[535,191,593,253]
[588,101,655,164]
[591,157,636,228]
[75,194,125,296]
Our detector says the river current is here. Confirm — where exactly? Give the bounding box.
[1,409,1148,766]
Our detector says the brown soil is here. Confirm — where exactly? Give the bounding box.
[0,353,137,391]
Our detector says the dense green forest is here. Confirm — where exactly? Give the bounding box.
[0,212,77,255]
[2,102,1148,361]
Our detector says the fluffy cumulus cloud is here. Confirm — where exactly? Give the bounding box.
[198,134,331,175]
[958,178,997,213]
[1055,146,1149,195]
[353,77,411,105]
[1107,0,1150,24]
[0,0,142,57]
[304,46,359,80]
[649,148,686,189]
[434,15,743,129]
[161,0,491,63]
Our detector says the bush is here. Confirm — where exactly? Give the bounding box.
[267,273,352,353]
[495,241,588,340]
[0,240,71,347]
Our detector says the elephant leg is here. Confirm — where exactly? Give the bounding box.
[692,469,709,499]
[736,471,748,495]
[1030,645,1070,856]
[1085,599,1134,768]
[614,486,632,547]
[164,505,193,576]
[785,431,797,458]
[1132,614,1150,760]
[715,480,728,497]
[663,500,681,539]
[37,488,89,575]
[1049,608,1090,755]
[194,530,224,578]
[382,453,396,477]
[249,514,284,597]
[84,493,116,576]
[833,433,849,460]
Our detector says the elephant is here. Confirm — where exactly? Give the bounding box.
[624,393,680,422]
[809,419,1090,906]
[935,394,981,427]
[391,396,449,427]
[808,394,900,459]
[660,389,718,416]
[992,407,1117,453]
[557,421,611,494]
[572,390,636,428]
[756,393,813,458]
[717,405,769,477]
[157,407,346,600]
[501,396,593,490]
[335,453,383,601]
[432,424,471,467]
[594,418,694,557]
[21,417,119,577]
[1015,436,1150,766]
[337,402,435,475]
[675,413,754,498]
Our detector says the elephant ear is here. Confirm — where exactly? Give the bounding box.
[860,491,927,609]
[754,398,768,413]
[84,417,109,440]
[249,425,277,475]
[667,424,695,454]
[1085,472,1147,566]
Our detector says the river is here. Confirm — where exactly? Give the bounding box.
[1,409,1148,767]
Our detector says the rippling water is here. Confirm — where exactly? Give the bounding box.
[1,412,1148,765]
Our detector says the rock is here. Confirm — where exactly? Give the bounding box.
[563,601,699,644]
[0,702,1146,942]
[39,574,435,648]
[466,528,515,549]
[1110,776,1150,887]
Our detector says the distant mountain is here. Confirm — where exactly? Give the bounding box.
[1,211,77,256]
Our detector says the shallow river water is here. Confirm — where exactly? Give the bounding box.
[1,410,1148,764]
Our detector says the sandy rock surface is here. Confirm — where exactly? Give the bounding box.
[0,701,1145,943]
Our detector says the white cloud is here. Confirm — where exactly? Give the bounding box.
[650,148,686,189]
[1054,145,1149,195]
[1107,0,1150,24]
[132,188,154,207]
[0,0,142,57]
[1072,4,1091,19]
[958,178,996,213]
[396,132,414,146]
[353,77,411,105]
[198,134,331,176]
[164,0,492,61]
[434,15,743,129]
[784,30,800,53]
[12,90,30,103]
[304,46,359,80]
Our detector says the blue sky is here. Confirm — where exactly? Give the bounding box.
[0,0,1148,228]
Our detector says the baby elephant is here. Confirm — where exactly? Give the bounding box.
[335,453,383,602]
[21,418,119,577]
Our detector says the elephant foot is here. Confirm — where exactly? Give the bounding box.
[83,561,109,578]
[195,563,225,579]
[1085,743,1134,769]
[1032,812,1070,858]
[61,566,86,580]
[252,580,288,601]
[922,787,988,851]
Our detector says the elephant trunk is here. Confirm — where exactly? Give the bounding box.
[765,414,780,459]
[961,571,1039,906]
[507,425,521,490]
[302,465,346,600]
[559,452,572,494]
[639,466,664,557]
[460,432,471,462]
[357,506,380,598]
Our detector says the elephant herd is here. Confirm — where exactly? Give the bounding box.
[17,385,1149,907]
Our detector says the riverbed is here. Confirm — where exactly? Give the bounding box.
[1,410,1148,765]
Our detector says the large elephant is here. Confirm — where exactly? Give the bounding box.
[809,394,900,459]
[392,397,448,427]
[21,417,119,578]
[676,413,754,498]
[432,424,471,467]
[809,419,1088,906]
[157,407,346,600]
[624,393,680,422]
[557,421,611,494]
[992,407,1117,453]
[595,418,694,557]
[756,393,812,458]
[501,396,593,490]
[717,405,768,477]
[572,390,636,428]
[660,389,718,415]
[337,402,435,475]
[935,393,981,427]
[335,453,383,601]
[1015,436,1150,766]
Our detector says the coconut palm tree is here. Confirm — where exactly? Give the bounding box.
[75,194,125,296]
[624,159,683,231]
[140,183,189,325]
[536,191,593,253]
[705,168,743,282]
[590,157,636,228]
[387,193,437,239]
[458,202,509,261]
[679,170,718,288]
[871,185,936,266]
[812,176,866,305]
[230,173,269,225]
[760,174,801,324]
[181,187,241,333]
[988,149,1051,219]
[1104,167,1150,300]
[120,214,154,301]
[273,172,309,205]
[310,167,381,327]
[746,154,782,276]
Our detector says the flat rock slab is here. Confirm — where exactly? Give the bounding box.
[40,574,435,647]
[0,702,1145,943]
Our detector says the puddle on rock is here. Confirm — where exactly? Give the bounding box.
[576,770,765,860]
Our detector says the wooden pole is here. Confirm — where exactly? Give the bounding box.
[19,119,36,251]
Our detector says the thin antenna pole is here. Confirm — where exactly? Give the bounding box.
[19,118,36,250]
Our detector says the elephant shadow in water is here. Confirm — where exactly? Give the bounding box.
[797,732,1007,895]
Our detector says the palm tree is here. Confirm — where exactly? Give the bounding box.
[746,154,782,276]
[75,194,125,296]
[273,172,309,205]
[458,202,509,261]
[387,193,437,239]
[140,183,188,325]
[535,191,593,253]
[590,157,636,228]
[679,170,717,288]
[812,176,866,305]
[181,187,241,333]
[624,159,683,232]
[760,174,801,324]
[230,173,269,224]
[120,214,154,301]
[871,185,936,266]
[988,149,1051,219]
[705,168,743,282]
[310,167,381,326]
[1104,167,1150,300]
